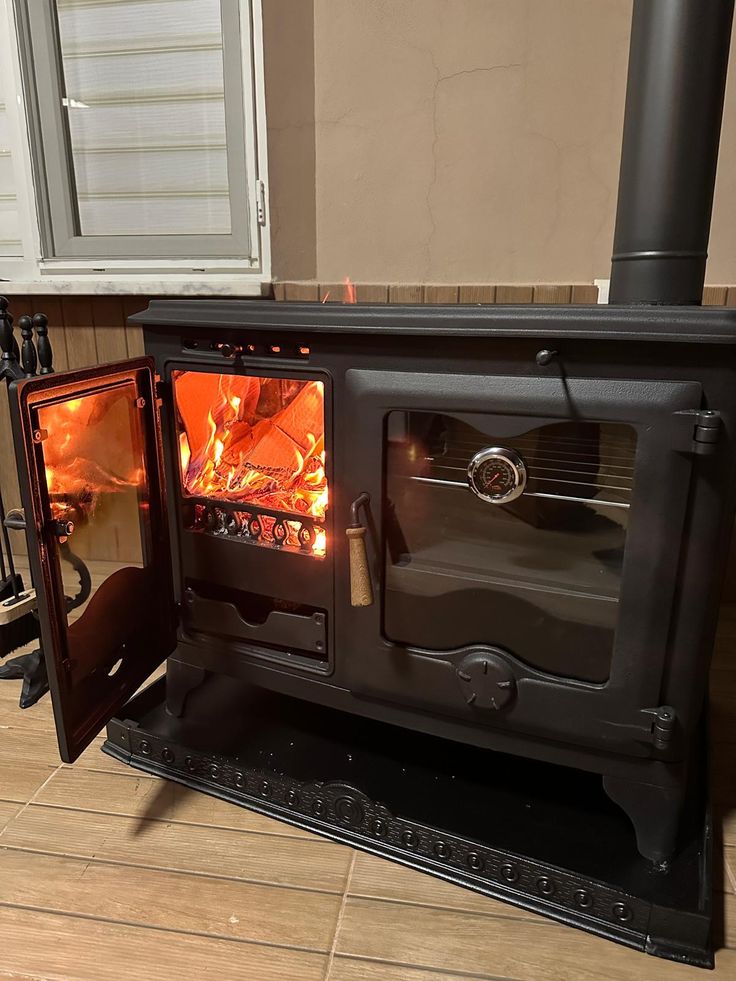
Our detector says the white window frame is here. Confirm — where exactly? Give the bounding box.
[0,0,270,295]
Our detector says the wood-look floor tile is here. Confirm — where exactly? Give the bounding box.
[725,848,736,893]
[0,905,327,981]
[0,848,341,951]
[349,852,537,920]
[0,760,55,803]
[334,897,736,979]
[0,725,125,777]
[725,892,736,949]
[0,683,55,733]
[2,803,352,892]
[721,807,736,847]
[0,726,61,765]
[329,958,488,981]
[0,802,20,834]
[36,766,318,838]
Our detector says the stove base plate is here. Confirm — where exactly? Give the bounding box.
[103,673,714,969]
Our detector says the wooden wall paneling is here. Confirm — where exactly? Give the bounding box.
[122,297,149,358]
[726,287,736,307]
[32,297,69,372]
[61,298,97,369]
[571,285,599,304]
[424,286,458,303]
[284,282,320,302]
[458,286,496,303]
[533,285,572,304]
[703,286,729,306]
[92,297,128,366]
[495,285,534,303]
[388,285,423,303]
[316,284,343,303]
[354,284,388,303]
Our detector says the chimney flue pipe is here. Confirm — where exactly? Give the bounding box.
[609,0,734,305]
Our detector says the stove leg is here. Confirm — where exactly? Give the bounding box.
[165,660,207,718]
[602,774,684,867]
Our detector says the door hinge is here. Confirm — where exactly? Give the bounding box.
[641,705,677,751]
[673,409,721,455]
[255,180,267,226]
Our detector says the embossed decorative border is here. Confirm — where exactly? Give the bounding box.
[104,714,699,958]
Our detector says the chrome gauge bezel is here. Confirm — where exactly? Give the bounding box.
[467,446,527,504]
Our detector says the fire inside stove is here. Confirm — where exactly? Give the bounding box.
[173,371,328,556]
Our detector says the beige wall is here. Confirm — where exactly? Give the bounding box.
[266,0,736,285]
[263,0,317,281]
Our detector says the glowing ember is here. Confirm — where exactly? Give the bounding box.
[175,372,328,555]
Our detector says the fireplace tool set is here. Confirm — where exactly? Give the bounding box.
[2,0,736,967]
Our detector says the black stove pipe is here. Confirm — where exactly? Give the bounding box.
[609,0,734,305]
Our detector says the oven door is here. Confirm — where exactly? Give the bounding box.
[9,359,176,762]
[340,369,703,757]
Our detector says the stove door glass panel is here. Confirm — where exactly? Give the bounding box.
[172,370,328,556]
[12,361,176,762]
[384,412,636,683]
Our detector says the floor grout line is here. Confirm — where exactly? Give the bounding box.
[0,843,347,896]
[324,850,357,981]
[23,800,322,841]
[329,952,522,981]
[0,765,63,845]
[0,899,332,959]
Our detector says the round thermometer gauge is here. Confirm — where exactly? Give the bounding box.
[467,447,527,504]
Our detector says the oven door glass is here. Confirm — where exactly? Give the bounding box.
[10,359,176,762]
[384,412,636,683]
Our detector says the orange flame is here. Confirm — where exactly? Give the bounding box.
[343,277,357,304]
[175,373,328,554]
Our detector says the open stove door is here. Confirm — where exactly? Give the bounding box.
[8,358,176,762]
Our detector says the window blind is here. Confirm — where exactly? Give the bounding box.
[56,0,232,237]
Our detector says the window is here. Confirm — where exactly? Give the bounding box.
[1,0,268,285]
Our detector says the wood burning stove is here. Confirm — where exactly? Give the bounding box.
[4,297,736,868]
[0,0,735,964]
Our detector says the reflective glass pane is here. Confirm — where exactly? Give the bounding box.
[54,0,231,236]
[384,412,637,683]
[37,381,150,681]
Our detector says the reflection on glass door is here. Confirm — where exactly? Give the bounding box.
[384,412,637,683]
[36,380,151,681]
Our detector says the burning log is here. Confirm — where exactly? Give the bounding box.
[174,372,328,523]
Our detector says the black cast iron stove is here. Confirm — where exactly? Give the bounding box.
[1,0,735,967]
